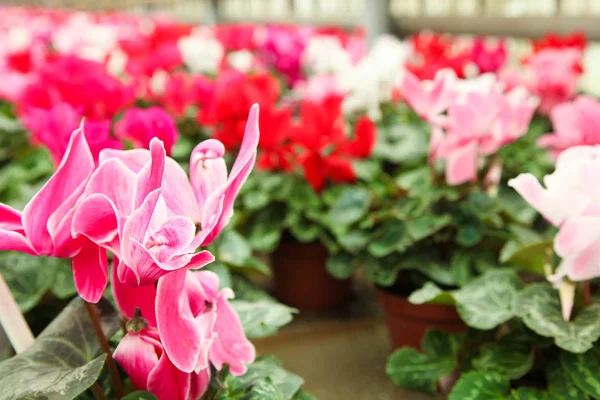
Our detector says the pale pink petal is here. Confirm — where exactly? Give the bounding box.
[508,174,545,216]
[445,142,479,185]
[210,288,256,375]
[113,331,159,391]
[190,139,227,210]
[22,127,94,254]
[564,241,600,281]
[72,241,108,303]
[111,259,158,327]
[146,216,196,263]
[554,217,600,258]
[162,159,202,222]
[99,148,149,173]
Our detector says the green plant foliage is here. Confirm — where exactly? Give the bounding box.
[453,269,523,330]
[515,284,600,353]
[472,335,534,379]
[212,356,304,400]
[386,329,463,394]
[326,186,371,227]
[560,349,600,398]
[448,372,509,400]
[122,391,159,400]
[0,297,119,400]
[0,252,76,313]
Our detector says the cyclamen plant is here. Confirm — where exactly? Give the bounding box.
[0,105,307,400]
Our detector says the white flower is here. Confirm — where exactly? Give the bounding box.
[228,50,254,73]
[178,34,224,74]
[302,35,353,76]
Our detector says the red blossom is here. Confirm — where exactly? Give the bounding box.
[406,32,472,80]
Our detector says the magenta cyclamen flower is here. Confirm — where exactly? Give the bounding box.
[112,268,254,400]
[538,95,600,159]
[115,106,179,155]
[0,125,109,302]
[72,104,259,292]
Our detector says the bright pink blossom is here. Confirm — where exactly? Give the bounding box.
[400,69,456,124]
[538,96,600,159]
[0,126,108,302]
[526,48,582,115]
[116,107,179,155]
[471,38,507,74]
[22,102,121,164]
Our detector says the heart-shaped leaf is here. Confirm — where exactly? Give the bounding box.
[472,337,534,379]
[406,214,452,242]
[453,269,523,330]
[408,282,455,306]
[515,283,600,353]
[232,300,296,339]
[0,297,119,400]
[327,187,371,227]
[560,349,600,398]
[448,372,509,400]
[386,329,463,394]
[547,361,587,400]
[368,220,407,257]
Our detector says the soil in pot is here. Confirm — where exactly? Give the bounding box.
[272,240,352,312]
[378,283,466,350]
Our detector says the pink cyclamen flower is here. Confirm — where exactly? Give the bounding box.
[115,106,179,155]
[114,327,211,400]
[433,85,536,185]
[400,68,456,124]
[112,268,255,399]
[22,102,122,164]
[509,146,600,283]
[72,104,259,288]
[0,125,108,302]
[526,48,582,115]
[538,95,600,159]
[470,38,507,74]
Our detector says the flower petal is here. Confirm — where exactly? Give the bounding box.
[72,241,108,303]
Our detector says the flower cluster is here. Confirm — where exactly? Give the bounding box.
[0,102,260,399]
[402,70,538,185]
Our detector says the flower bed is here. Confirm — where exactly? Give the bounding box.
[0,5,599,400]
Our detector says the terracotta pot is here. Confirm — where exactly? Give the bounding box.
[272,241,352,312]
[378,288,466,350]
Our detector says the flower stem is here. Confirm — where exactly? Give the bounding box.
[0,273,34,353]
[84,301,124,399]
[91,383,108,400]
[584,281,591,306]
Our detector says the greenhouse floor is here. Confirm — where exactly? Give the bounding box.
[253,280,433,400]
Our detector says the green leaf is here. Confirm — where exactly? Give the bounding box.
[291,390,317,400]
[204,261,233,289]
[449,251,477,286]
[386,329,462,394]
[51,260,78,299]
[500,238,552,275]
[510,388,547,400]
[288,181,320,210]
[374,122,428,164]
[448,372,509,400]
[453,269,523,330]
[287,212,321,243]
[337,230,370,253]
[232,300,296,338]
[327,187,371,227]
[0,252,53,312]
[408,282,455,306]
[326,252,358,279]
[406,214,452,241]
[515,283,600,353]
[368,220,407,257]
[121,391,159,400]
[560,350,600,398]
[472,337,534,379]
[455,214,484,247]
[0,297,120,400]
[352,159,380,180]
[243,190,271,211]
[247,207,286,252]
[218,230,252,266]
[220,355,304,400]
[547,361,587,400]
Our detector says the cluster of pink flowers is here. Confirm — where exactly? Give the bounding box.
[401,70,538,185]
[0,97,260,398]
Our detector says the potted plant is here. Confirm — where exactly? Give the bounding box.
[234,94,379,311]
[387,144,600,398]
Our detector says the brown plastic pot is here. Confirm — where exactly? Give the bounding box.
[378,288,466,350]
[271,241,352,312]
